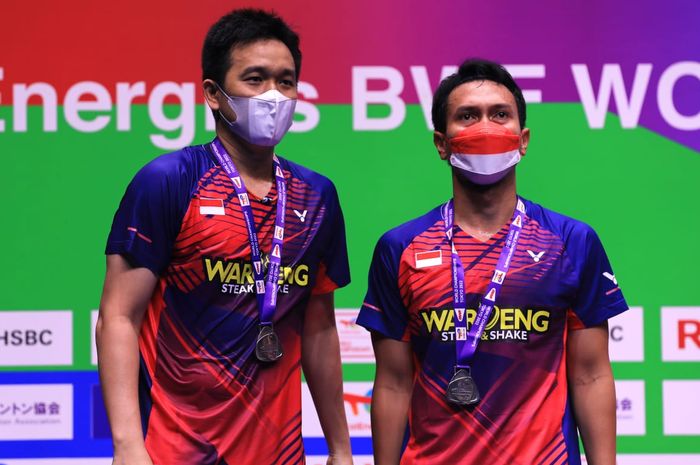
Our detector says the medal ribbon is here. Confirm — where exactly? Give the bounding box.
[211,138,287,325]
[442,197,526,369]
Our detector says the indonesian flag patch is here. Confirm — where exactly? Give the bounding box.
[199,198,225,216]
[415,250,443,269]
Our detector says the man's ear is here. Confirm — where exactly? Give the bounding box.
[519,127,530,157]
[202,79,221,112]
[434,131,449,161]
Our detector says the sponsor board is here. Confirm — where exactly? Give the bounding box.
[336,309,374,363]
[0,460,112,465]
[306,456,373,465]
[0,384,73,440]
[661,307,700,361]
[0,311,73,366]
[615,380,646,436]
[608,306,644,362]
[663,380,700,435]
[302,382,372,437]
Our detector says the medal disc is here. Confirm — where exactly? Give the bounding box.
[255,325,283,362]
[446,368,480,405]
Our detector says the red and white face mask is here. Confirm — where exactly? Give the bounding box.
[448,122,523,185]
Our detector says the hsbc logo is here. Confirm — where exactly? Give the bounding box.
[0,330,52,346]
[0,311,72,366]
[661,307,700,361]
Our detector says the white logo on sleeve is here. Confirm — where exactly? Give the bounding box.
[527,250,545,262]
[603,272,618,285]
[294,209,308,222]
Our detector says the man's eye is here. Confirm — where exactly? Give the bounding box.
[246,76,263,83]
[494,111,508,119]
[280,79,296,87]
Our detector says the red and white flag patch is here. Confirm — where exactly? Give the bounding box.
[415,250,442,269]
[199,198,225,216]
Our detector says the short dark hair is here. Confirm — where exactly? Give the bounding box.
[201,9,302,84]
[431,58,526,133]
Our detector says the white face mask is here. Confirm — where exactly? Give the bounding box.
[217,85,297,147]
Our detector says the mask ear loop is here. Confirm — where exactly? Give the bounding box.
[214,83,238,125]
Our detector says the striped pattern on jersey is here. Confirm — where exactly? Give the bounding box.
[357,198,627,465]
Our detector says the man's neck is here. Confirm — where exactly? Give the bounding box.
[452,170,517,241]
[216,125,276,198]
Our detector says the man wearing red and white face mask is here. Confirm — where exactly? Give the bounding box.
[358,59,627,465]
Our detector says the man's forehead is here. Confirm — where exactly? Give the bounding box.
[447,80,516,109]
[229,39,295,70]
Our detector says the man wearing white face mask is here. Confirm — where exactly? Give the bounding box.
[357,59,627,465]
[97,9,353,465]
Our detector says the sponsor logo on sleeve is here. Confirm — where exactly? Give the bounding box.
[603,271,618,285]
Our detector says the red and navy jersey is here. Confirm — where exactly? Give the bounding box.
[356,198,627,465]
[105,143,350,465]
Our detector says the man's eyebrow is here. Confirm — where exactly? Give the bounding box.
[240,65,296,77]
[454,105,480,112]
[490,103,514,110]
[454,103,514,111]
[240,66,269,75]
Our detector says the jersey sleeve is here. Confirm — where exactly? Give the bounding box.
[105,154,192,276]
[568,225,629,328]
[311,182,350,294]
[356,233,409,341]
